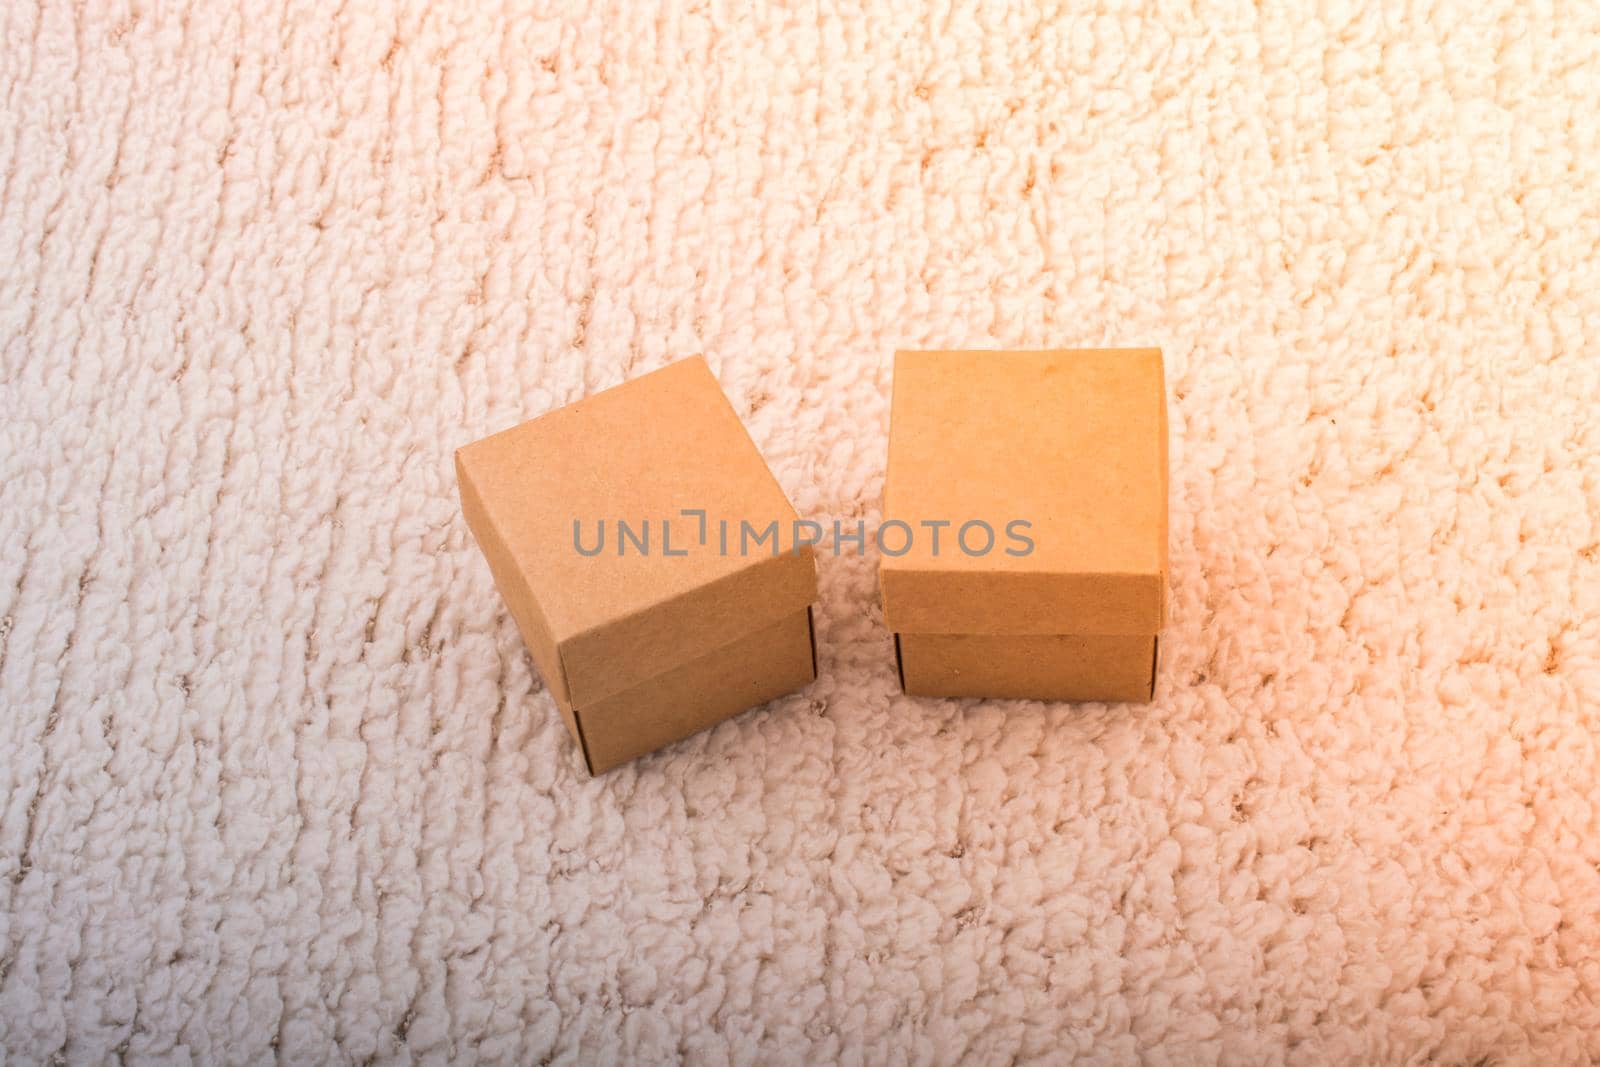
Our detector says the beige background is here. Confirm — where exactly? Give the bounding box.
[3,0,1599,1062]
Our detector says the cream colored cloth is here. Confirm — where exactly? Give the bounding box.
[3,1,1598,1062]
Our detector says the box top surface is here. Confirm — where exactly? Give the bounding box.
[457,357,816,706]
[881,349,1168,635]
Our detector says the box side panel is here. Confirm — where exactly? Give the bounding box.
[577,608,816,774]
[881,568,1162,636]
[457,450,578,728]
[563,550,817,708]
[1156,354,1170,626]
[898,631,1156,703]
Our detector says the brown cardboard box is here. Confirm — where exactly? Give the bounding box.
[881,348,1168,702]
[457,357,818,774]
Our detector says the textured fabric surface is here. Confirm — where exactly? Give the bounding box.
[4,1,1600,1063]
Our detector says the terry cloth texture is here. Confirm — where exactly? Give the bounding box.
[3,1,1600,1063]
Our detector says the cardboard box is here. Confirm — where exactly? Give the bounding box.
[880,348,1168,702]
[456,357,818,774]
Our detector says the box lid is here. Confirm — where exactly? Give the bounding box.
[457,356,817,709]
[881,348,1168,636]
